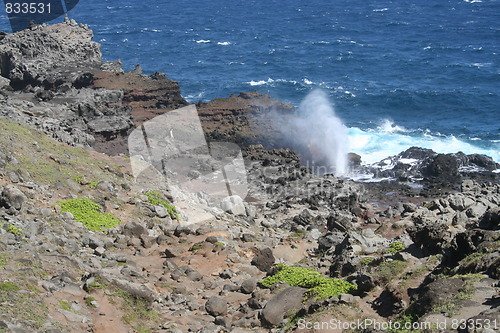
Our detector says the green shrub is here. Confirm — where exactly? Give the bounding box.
[259,264,356,300]
[4,224,23,236]
[361,257,374,265]
[372,260,408,285]
[144,191,179,220]
[85,296,97,308]
[56,198,121,232]
[0,282,20,292]
[59,300,71,311]
[387,241,405,254]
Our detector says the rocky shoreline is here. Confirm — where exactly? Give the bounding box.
[0,20,498,333]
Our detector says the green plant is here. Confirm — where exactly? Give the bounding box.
[0,254,8,269]
[73,175,84,183]
[259,264,356,300]
[88,180,100,189]
[113,289,161,333]
[3,224,23,236]
[59,300,71,312]
[56,198,121,232]
[387,241,405,254]
[144,191,180,220]
[361,257,374,265]
[85,296,97,308]
[0,282,20,292]
[372,260,408,285]
[189,244,203,251]
[214,242,225,247]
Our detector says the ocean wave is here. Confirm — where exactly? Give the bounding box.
[246,78,299,86]
[348,124,500,164]
[217,41,232,46]
[195,40,211,44]
[373,8,389,12]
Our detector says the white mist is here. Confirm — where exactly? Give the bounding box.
[292,89,349,175]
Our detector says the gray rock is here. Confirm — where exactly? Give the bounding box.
[240,278,258,294]
[261,287,306,326]
[221,195,246,216]
[155,205,169,218]
[0,185,26,210]
[251,248,275,273]
[123,221,147,238]
[0,76,10,88]
[164,247,183,258]
[205,296,227,317]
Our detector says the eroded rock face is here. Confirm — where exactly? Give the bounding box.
[0,22,101,89]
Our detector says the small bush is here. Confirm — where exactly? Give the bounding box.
[259,264,356,300]
[387,241,405,254]
[56,198,121,232]
[372,260,408,285]
[0,282,20,292]
[144,191,179,220]
[59,300,71,311]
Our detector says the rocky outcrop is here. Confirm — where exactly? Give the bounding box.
[0,21,101,89]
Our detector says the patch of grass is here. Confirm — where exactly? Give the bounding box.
[88,179,100,189]
[85,296,97,308]
[0,281,47,330]
[387,241,405,254]
[214,242,225,247]
[113,289,161,333]
[372,260,408,285]
[56,198,121,232]
[59,300,71,312]
[0,254,8,269]
[291,231,305,238]
[0,281,20,292]
[189,244,203,251]
[73,175,84,183]
[259,264,356,300]
[4,224,23,236]
[431,274,484,317]
[144,191,180,220]
[360,257,374,265]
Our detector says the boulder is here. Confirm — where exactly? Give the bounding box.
[221,195,246,216]
[205,296,227,317]
[261,287,306,326]
[0,185,26,210]
[251,248,275,273]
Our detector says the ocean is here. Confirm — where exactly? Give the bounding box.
[1,0,498,164]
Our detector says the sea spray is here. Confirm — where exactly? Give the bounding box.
[290,89,349,175]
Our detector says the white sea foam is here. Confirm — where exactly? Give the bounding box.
[348,125,500,165]
[373,8,389,12]
[196,40,211,44]
[217,41,232,46]
[303,78,314,85]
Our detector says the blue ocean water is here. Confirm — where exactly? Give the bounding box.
[1,0,499,164]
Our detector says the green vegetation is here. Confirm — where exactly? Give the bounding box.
[189,244,203,251]
[0,281,47,330]
[113,289,161,333]
[0,254,8,269]
[387,241,405,254]
[88,179,100,189]
[360,257,374,265]
[56,198,121,232]
[214,241,225,247]
[59,300,72,312]
[372,260,408,285]
[0,281,20,292]
[144,190,180,220]
[85,296,97,308]
[259,264,356,300]
[4,224,23,236]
